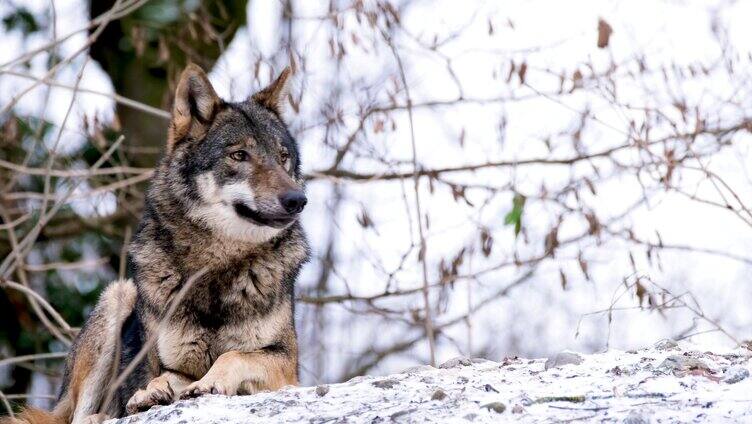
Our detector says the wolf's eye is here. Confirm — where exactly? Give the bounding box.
[280,150,290,164]
[230,151,249,162]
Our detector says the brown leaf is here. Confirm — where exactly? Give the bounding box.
[544,226,559,256]
[480,228,493,257]
[357,208,374,229]
[559,269,567,290]
[571,70,583,92]
[506,61,516,83]
[585,213,601,236]
[635,279,646,306]
[518,62,528,85]
[583,177,597,196]
[578,252,590,281]
[383,3,401,24]
[628,251,637,272]
[597,18,613,48]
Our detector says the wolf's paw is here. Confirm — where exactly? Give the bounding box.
[126,385,174,415]
[179,378,235,399]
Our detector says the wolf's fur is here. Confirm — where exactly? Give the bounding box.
[3,64,309,424]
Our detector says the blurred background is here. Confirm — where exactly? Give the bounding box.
[1,0,751,412]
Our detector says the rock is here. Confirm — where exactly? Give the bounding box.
[315,385,329,397]
[440,356,486,368]
[440,357,472,368]
[622,410,651,424]
[419,376,436,384]
[518,395,534,406]
[109,342,751,424]
[482,383,498,393]
[544,351,584,370]
[372,378,400,389]
[431,389,447,401]
[610,364,639,376]
[390,408,417,420]
[654,339,679,351]
[346,375,368,384]
[481,402,506,413]
[403,364,435,374]
[657,355,713,377]
[439,357,488,369]
[722,366,750,384]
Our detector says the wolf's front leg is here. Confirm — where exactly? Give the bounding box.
[126,370,192,414]
[179,350,297,398]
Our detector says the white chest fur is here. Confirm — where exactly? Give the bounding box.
[156,299,291,378]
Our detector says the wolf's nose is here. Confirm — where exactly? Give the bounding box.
[279,191,307,214]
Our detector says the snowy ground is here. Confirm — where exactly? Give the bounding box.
[111,341,751,423]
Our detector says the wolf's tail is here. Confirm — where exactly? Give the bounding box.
[0,407,65,424]
[2,279,137,424]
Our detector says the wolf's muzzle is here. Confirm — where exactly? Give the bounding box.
[233,202,299,228]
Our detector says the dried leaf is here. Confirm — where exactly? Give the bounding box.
[544,226,559,256]
[357,208,373,229]
[572,70,583,92]
[480,228,493,257]
[518,62,528,85]
[635,278,646,306]
[578,252,590,281]
[559,269,567,289]
[597,18,613,48]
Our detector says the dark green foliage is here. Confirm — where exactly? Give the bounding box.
[89,0,249,168]
[2,8,40,35]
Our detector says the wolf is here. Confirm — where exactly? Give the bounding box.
[5,64,310,424]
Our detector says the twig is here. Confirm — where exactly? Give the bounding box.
[381,26,436,367]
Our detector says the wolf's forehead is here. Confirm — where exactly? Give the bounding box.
[214,104,286,147]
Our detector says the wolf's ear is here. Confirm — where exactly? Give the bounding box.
[251,67,292,118]
[168,64,221,152]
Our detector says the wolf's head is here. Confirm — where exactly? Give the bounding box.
[154,64,305,244]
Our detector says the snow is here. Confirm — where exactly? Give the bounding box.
[110,341,752,423]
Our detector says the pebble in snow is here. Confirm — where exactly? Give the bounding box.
[315,385,329,397]
[481,402,506,413]
[431,389,447,401]
[439,357,487,369]
[623,410,652,424]
[654,339,679,351]
[657,355,712,376]
[722,366,750,384]
[544,351,584,370]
